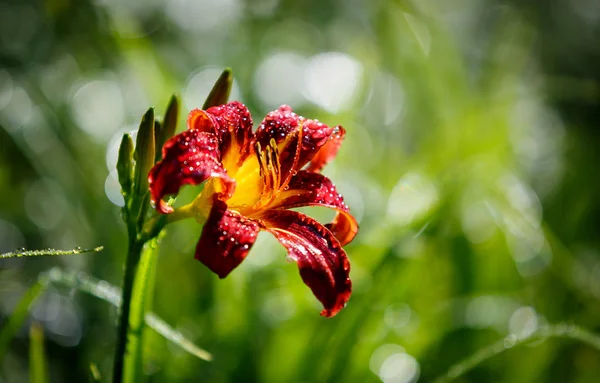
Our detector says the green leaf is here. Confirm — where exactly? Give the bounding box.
[0,246,103,260]
[133,108,156,200]
[202,68,233,109]
[156,95,180,161]
[117,133,134,197]
[29,322,49,383]
[124,239,160,383]
[0,282,45,361]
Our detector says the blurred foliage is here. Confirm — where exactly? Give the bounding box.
[1,0,599,382]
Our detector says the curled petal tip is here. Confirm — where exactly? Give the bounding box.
[261,210,352,318]
[320,305,344,318]
[158,200,173,214]
[306,125,346,173]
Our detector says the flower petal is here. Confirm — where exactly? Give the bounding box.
[255,106,335,184]
[188,101,254,170]
[260,210,352,317]
[269,170,358,246]
[187,108,215,133]
[297,119,336,168]
[255,105,301,177]
[195,198,260,278]
[306,125,345,172]
[148,130,234,214]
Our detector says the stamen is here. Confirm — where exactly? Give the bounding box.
[255,142,263,178]
[271,139,281,189]
[278,121,303,193]
[252,124,303,212]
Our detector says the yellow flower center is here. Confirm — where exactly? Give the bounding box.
[194,125,303,220]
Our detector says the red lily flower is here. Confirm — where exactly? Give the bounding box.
[148,102,358,317]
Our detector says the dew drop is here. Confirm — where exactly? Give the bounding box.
[504,334,517,348]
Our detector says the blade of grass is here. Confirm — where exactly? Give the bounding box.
[0,282,45,361]
[0,246,103,260]
[29,322,49,383]
[42,268,213,362]
[144,313,213,361]
[124,239,160,383]
[1,268,212,364]
[433,323,600,383]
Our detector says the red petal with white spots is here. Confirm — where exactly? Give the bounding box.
[306,125,345,173]
[195,198,260,278]
[255,105,335,182]
[148,130,234,214]
[297,119,336,168]
[261,209,352,317]
[269,170,358,246]
[188,102,254,166]
[255,105,301,177]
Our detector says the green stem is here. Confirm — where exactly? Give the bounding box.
[112,239,143,383]
[124,239,159,383]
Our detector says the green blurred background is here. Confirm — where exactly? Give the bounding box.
[1,0,600,381]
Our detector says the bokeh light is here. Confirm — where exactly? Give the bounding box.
[1,0,599,382]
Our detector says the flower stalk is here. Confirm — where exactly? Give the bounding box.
[111,69,232,382]
[112,103,166,383]
[112,238,143,383]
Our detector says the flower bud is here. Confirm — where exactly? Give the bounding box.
[116,133,134,196]
[133,108,155,198]
[202,68,233,109]
[155,95,180,162]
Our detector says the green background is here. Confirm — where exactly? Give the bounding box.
[1,0,599,381]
